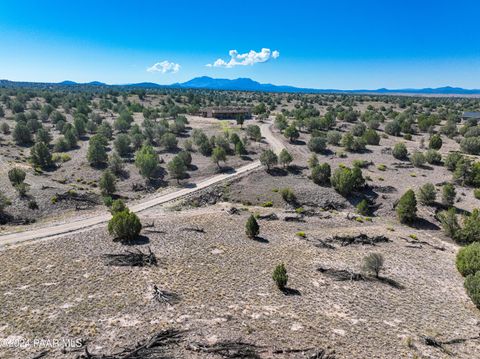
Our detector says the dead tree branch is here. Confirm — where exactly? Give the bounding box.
[103,248,157,267]
[78,328,183,359]
[186,341,260,358]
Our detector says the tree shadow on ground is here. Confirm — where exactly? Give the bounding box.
[291,139,306,146]
[240,155,254,162]
[287,164,306,175]
[252,236,269,244]
[217,166,235,174]
[281,287,301,296]
[268,167,288,177]
[182,182,198,189]
[410,217,441,231]
[90,162,108,170]
[373,276,404,290]
[121,235,150,246]
[187,164,198,171]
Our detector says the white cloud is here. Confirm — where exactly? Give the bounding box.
[147,61,180,74]
[207,48,280,68]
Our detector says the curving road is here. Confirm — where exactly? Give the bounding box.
[0,121,284,247]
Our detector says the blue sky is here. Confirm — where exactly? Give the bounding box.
[1,0,479,89]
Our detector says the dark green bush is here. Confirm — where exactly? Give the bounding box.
[311,163,331,185]
[396,189,417,224]
[456,243,480,277]
[464,272,480,308]
[429,134,442,150]
[245,214,259,238]
[392,142,408,160]
[108,209,142,242]
[272,263,288,290]
[418,183,436,205]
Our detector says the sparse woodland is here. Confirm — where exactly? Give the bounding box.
[1,84,480,358]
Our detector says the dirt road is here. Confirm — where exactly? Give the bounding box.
[0,121,284,247]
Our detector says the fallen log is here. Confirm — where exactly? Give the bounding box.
[186,341,260,358]
[78,328,183,359]
[31,351,49,359]
[401,237,445,251]
[153,285,180,305]
[227,207,240,215]
[103,248,157,267]
[257,213,279,221]
[327,234,390,246]
[421,334,480,355]
[181,226,205,233]
[317,267,365,281]
[284,216,305,222]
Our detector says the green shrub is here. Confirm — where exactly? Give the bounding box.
[272,263,288,290]
[280,188,296,203]
[429,134,443,150]
[418,183,436,205]
[438,208,460,239]
[424,149,442,164]
[167,155,187,182]
[442,183,456,207]
[113,133,131,157]
[260,149,278,171]
[474,188,480,199]
[87,135,108,166]
[377,164,386,171]
[460,137,480,155]
[356,199,369,215]
[444,152,463,171]
[284,125,299,142]
[352,159,370,168]
[362,253,384,278]
[296,231,306,238]
[262,201,273,207]
[307,154,319,168]
[110,199,127,214]
[464,272,480,308]
[278,149,293,168]
[311,163,331,185]
[8,168,26,186]
[308,136,327,153]
[392,142,408,160]
[352,123,366,136]
[103,196,113,207]
[108,209,142,242]
[330,165,364,196]
[135,144,159,180]
[326,130,341,145]
[456,209,480,245]
[385,120,401,136]
[410,151,426,167]
[456,243,480,277]
[362,129,380,145]
[30,142,53,169]
[99,170,116,196]
[245,214,260,238]
[396,189,417,224]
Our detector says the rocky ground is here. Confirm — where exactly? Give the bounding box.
[1,199,479,358]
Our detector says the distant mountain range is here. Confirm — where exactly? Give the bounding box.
[1,76,480,95]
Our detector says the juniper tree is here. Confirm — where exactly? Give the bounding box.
[396,189,417,224]
[245,215,259,238]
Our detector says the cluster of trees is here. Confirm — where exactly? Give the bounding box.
[306,159,365,197]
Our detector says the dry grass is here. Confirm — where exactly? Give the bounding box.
[1,204,479,358]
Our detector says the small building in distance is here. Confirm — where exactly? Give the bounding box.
[198,106,252,120]
[462,111,480,121]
